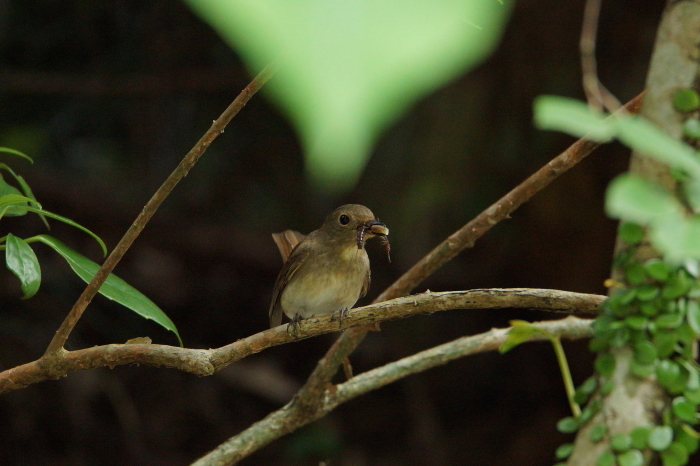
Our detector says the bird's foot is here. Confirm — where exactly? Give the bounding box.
[286,313,304,337]
[330,307,350,328]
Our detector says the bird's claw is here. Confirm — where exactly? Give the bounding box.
[330,307,350,328]
[286,313,304,337]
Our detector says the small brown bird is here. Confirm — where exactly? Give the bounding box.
[269,204,389,331]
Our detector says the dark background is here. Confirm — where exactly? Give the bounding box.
[0,1,668,465]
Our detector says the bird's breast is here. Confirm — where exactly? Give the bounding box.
[280,245,369,319]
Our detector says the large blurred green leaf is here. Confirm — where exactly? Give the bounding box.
[606,173,682,225]
[33,235,182,346]
[5,233,41,299]
[534,96,700,179]
[186,0,511,193]
[536,96,700,262]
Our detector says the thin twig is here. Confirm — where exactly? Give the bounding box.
[0,288,603,394]
[191,316,594,466]
[580,0,622,112]
[42,62,279,357]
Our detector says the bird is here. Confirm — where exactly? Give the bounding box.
[269,204,389,333]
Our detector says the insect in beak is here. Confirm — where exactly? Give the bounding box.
[357,220,391,262]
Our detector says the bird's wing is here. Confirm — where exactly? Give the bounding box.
[269,240,311,327]
[360,267,370,299]
[271,230,307,263]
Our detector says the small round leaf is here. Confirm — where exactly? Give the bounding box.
[660,441,688,466]
[557,416,579,434]
[611,433,632,452]
[620,222,644,245]
[555,443,574,460]
[617,449,643,466]
[645,259,671,281]
[595,353,616,377]
[672,397,697,424]
[590,423,607,443]
[648,425,674,451]
[683,118,700,138]
[630,426,651,449]
[597,449,616,466]
[673,89,700,112]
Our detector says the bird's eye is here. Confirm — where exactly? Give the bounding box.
[339,214,350,225]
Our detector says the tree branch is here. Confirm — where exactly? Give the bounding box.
[191,316,594,466]
[286,91,645,441]
[0,288,603,394]
[42,62,279,356]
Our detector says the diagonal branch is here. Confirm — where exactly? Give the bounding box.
[0,288,604,394]
[43,62,279,356]
[191,316,594,466]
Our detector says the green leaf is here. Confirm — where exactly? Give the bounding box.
[673,89,700,112]
[660,442,688,466]
[600,379,615,395]
[24,207,107,256]
[0,178,29,216]
[617,449,644,466]
[630,426,651,449]
[580,399,601,424]
[556,416,579,434]
[683,118,700,139]
[625,262,647,285]
[0,163,49,229]
[633,341,658,364]
[595,353,616,377]
[654,331,678,358]
[186,0,511,194]
[630,360,657,378]
[649,425,674,451]
[590,423,607,443]
[684,178,700,213]
[636,285,660,302]
[611,433,632,452]
[33,235,182,346]
[5,233,41,299]
[606,173,683,226]
[614,116,700,180]
[658,360,683,390]
[620,222,644,245]
[533,95,616,142]
[574,376,597,404]
[534,97,700,181]
[625,315,649,331]
[687,300,700,334]
[0,147,33,163]
[672,397,698,424]
[686,388,700,406]
[645,259,670,281]
[499,320,543,353]
[652,215,700,263]
[596,449,616,466]
[555,443,574,460]
[662,275,692,300]
[676,424,700,453]
[656,313,684,329]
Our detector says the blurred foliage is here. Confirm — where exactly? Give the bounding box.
[185,0,512,194]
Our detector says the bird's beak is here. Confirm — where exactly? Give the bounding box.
[367,220,389,237]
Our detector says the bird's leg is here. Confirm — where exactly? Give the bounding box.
[330,307,350,328]
[286,313,304,337]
